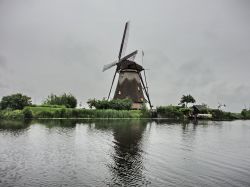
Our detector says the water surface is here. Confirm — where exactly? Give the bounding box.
[0,119,250,186]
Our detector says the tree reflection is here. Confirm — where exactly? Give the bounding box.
[34,119,77,128]
[0,119,31,135]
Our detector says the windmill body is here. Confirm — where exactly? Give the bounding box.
[114,60,145,109]
[103,22,152,109]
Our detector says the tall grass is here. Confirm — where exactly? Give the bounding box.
[24,106,144,119]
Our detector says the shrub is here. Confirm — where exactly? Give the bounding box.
[53,109,62,118]
[36,111,54,118]
[141,103,151,118]
[0,110,3,119]
[157,105,184,119]
[43,93,77,108]
[179,107,191,116]
[60,108,66,118]
[241,109,250,119]
[87,99,132,110]
[0,109,24,120]
[23,107,33,119]
[209,109,241,120]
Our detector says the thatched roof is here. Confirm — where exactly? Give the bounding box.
[117,60,144,72]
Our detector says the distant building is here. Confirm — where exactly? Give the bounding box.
[192,105,208,115]
[192,105,212,119]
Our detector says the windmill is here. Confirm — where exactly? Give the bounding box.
[102,21,152,109]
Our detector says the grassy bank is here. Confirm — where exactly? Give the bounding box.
[1,105,249,121]
[0,105,149,120]
[156,105,190,119]
[156,105,247,120]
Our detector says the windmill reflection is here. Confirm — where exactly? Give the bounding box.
[93,119,148,186]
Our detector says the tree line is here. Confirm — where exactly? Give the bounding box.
[0,93,77,110]
[0,93,134,111]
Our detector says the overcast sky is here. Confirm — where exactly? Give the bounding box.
[0,0,249,111]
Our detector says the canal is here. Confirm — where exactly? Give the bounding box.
[0,119,250,186]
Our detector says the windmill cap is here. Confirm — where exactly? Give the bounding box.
[117,60,144,72]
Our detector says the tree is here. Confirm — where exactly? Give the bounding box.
[60,93,77,108]
[44,93,77,108]
[0,93,32,110]
[179,94,196,107]
[87,98,132,110]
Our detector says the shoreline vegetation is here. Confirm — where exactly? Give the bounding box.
[1,104,250,121]
[0,93,250,121]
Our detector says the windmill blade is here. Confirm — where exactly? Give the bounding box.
[128,54,136,61]
[119,50,137,62]
[138,73,153,109]
[107,71,117,100]
[141,50,148,93]
[143,69,149,94]
[102,60,118,72]
[118,21,130,60]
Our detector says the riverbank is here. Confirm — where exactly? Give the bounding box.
[1,105,250,121]
[0,105,150,120]
[157,105,248,120]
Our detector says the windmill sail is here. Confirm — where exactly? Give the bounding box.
[103,50,137,72]
[119,50,137,63]
[128,55,136,61]
[118,21,130,60]
[102,60,118,72]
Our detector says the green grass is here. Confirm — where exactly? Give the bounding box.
[0,107,145,120]
[156,105,244,120]
[23,106,145,119]
[0,105,246,121]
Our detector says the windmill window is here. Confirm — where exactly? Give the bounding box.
[118,91,121,95]
[138,87,140,91]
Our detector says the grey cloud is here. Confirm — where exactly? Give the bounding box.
[0,0,249,111]
[176,58,216,88]
[0,81,8,89]
[0,56,7,69]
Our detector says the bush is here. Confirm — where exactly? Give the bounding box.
[0,93,32,110]
[0,111,3,119]
[141,103,151,118]
[23,107,33,119]
[43,93,77,108]
[36,111,54,118]
[87,99,132,110]
[241,109,250,119]
[157,105,184,119]
[0,109,24,120]
[209,109,241,120]
[179,107,191,116]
